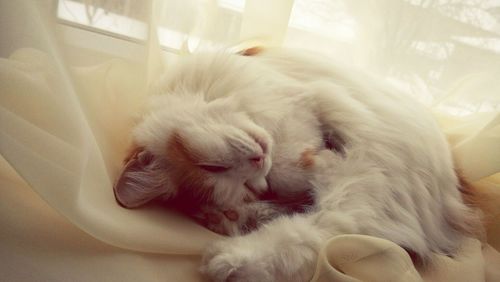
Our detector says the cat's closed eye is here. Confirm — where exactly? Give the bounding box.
[198,164,231,173]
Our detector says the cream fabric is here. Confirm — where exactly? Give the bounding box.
[1,0,500,281]
[311,235,500,282]
[0,158,204,282]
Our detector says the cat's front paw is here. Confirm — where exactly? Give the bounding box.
[200,240,273,282]
[195,202,277,236]
[194,206,244,236]
[312,149,342,171]
[201,216,318,282]
[244,176,269,196]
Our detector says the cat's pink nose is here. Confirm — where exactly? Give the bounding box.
[249,156,264,168]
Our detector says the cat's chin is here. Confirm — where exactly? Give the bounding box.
[244,177,268,196]
[245,155,272,196]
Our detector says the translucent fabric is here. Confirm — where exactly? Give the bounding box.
[1,0,499,281]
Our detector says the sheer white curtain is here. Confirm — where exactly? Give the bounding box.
[1,0,499,281]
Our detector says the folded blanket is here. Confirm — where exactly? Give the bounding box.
[312,235,500,282]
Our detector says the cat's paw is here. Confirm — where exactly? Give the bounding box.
[194,206,243,236]
[195,202,277,236]
[312,149,341,170]
[201,216,318,282]
[200,240,273,282]
[244,176,269,196]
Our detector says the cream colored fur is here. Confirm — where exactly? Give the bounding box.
[118,49,479,281]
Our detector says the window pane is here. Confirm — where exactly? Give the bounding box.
[57,0,148,41]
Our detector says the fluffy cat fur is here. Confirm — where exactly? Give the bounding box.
[114,48,481,281]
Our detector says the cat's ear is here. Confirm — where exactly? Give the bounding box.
[114,147,175,208]
[237,46,264,56]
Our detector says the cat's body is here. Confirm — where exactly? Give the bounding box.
[114,49,480,281]
[114,53,327,234]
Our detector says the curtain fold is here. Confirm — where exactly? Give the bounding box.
[0,0,219,255]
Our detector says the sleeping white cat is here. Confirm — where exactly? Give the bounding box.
[115,48,481,281]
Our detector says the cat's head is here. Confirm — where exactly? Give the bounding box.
[114,95,273,209]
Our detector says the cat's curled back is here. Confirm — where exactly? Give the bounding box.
[117,49,481,281]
